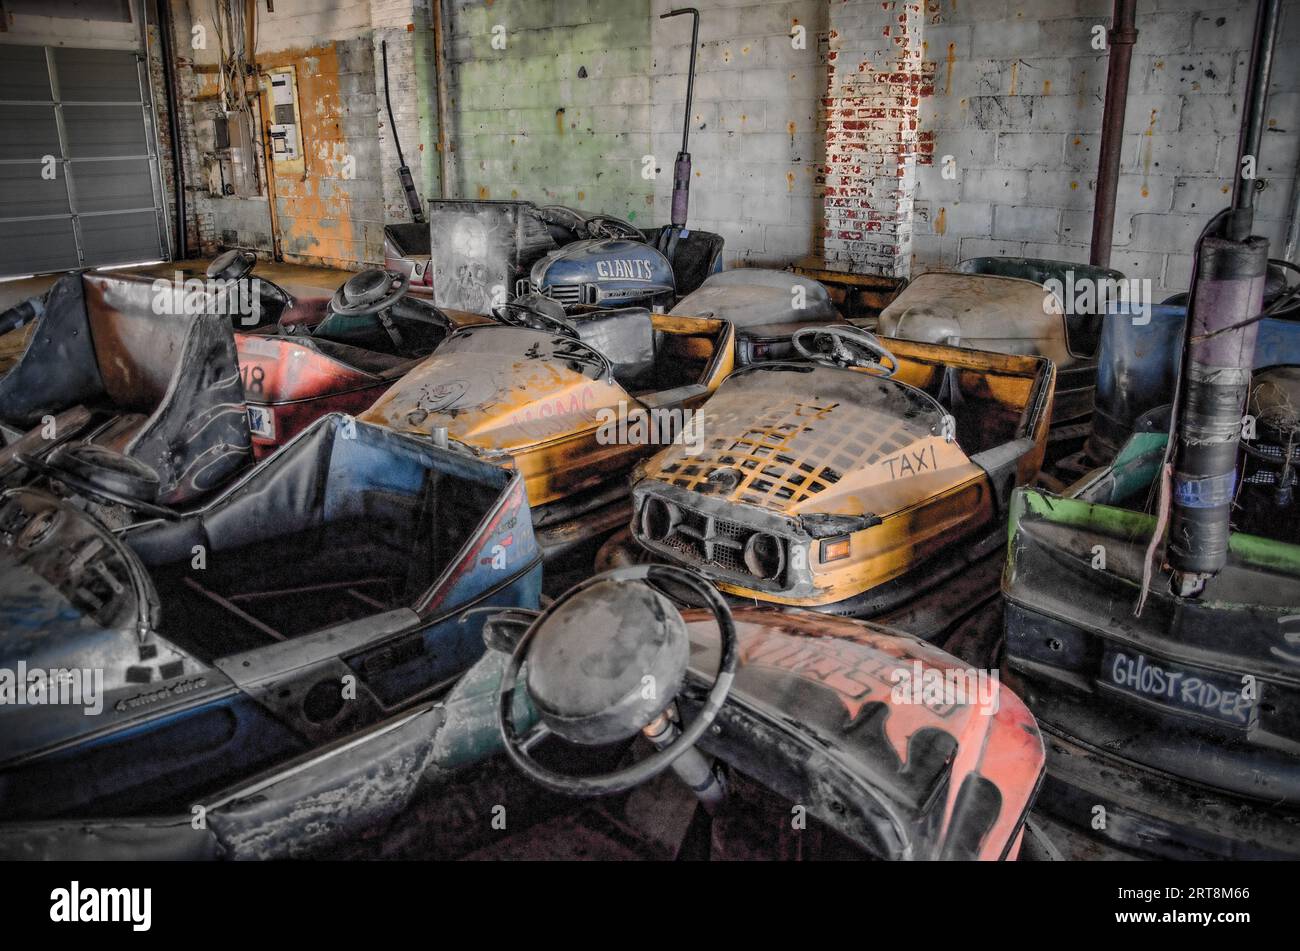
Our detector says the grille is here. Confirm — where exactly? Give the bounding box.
[539,282,584,305]
[645,500,789,585]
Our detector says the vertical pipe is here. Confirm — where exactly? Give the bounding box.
[155,0,187,260]
[432,0,452,199]
[1227,0,1282,242]
[1089,0,1137,269]
[1169,237,1269,595]
[1168,0,1282,596]
[1285,158,1300,263]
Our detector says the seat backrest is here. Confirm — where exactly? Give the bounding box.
[82,272,195,412]
[81,272,251,505]
[572,307,656,390]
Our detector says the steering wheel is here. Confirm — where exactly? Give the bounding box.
[584,214,645,242]
[493,300,580,338]
[19,444,175,520]
[496,564,738,798]
[792,325,899,376]
[538,205,589,238]
[327,269,410,317]
[206,248,257,281]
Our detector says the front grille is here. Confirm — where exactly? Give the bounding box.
[643,500,790,587]
[539,282,584,305]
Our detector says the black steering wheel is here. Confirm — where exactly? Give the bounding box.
[584,214,645,242]
[206,248,256,281]
[496,564,738,798]
[792,325,899,376]
[328,268,409,317]
[537,205,589,238]
[492,300,580,338]
[19,444,176,520]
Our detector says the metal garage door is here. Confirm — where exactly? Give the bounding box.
[0,45,167,277]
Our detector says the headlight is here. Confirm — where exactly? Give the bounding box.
[743,532,785,581]
[641,497,681,541]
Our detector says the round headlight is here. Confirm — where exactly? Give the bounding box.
[641,497,680,542]
[743,532,785,580]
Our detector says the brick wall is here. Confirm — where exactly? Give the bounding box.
[914,0,1300,298]
[820,1,927,277]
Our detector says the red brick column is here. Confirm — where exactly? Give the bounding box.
[819,1,929,278]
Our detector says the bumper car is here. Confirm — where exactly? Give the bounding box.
[876,257,1121,442]
[385,199,723,314]
[1003,422,1300,859]
[601,326,1055,643]
[0,414,541,860]
[359,297,734,560]
[236,268,489,458]
[0,270,253,509]
[340,566,1044,861]
[668,268,850,365]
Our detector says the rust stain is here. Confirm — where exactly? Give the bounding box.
[478,185,491,199]
[1042,79,1051,95]
[254,43,356,266]
[787,170,796,192]
[577,190,586,202]
[945,43,956,96]
[555,107,566,135]
[935,207,947,235]
[1009,60,1018,96]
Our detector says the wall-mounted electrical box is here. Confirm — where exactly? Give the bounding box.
[264,66,305,175]
[202,109,262,199]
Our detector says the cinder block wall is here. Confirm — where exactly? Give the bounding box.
[173,0,425,268]
[161,0,1299,285]
[445,0,828,267]
[915,0,1300,299]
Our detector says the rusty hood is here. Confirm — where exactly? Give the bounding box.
[360,325,632,454]
[639,364,977,520]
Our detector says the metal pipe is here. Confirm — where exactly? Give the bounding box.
[432,0,452,199]
[155,0,187,259]
[1169,236,1269,595]
[1228,0,1282,242]
[1285,159,1300,263]
[659,8,700,235]
[382,39,425,223]
[1089,0,1137,268]
[136,0,173,261]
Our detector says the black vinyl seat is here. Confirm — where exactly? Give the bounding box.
[572,308,657,391]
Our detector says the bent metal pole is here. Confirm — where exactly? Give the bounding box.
[1169,236,1268,596]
